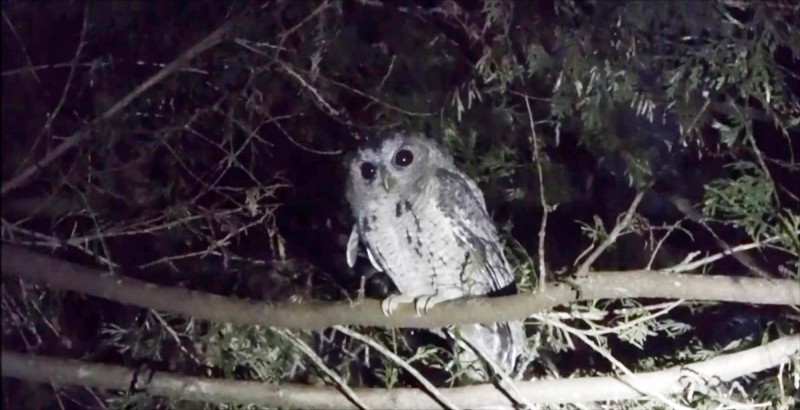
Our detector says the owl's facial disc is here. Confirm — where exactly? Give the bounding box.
[350,133,434,199]
[379,140,428,195]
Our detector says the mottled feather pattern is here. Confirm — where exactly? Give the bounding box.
[358,181,467,294]
[433,168,515,292]
[345,131,526,380]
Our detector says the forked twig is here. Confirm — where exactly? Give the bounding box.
[18,2,91,179]
[664,236,782,274]
[576,192,645,274]
[276,329,369,410]
[1,9,249,197]
[333,325,460,410]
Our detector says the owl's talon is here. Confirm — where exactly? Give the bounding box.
[380,298,393,316]
[380,294,416,316]
[414,296,433,315]
[414,290,464,315]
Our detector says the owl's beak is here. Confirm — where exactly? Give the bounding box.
[382,173,397,192]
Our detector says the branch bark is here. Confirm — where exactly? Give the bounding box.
[3,334,798,408]
[2,245,798,330]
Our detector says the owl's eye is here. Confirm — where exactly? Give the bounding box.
[394,149,414,167]
[360,162,377,180]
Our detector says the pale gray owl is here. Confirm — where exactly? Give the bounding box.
[345,131,525,380]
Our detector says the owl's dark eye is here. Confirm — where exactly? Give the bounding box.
[360,162,377,180]
[394,149,414,167]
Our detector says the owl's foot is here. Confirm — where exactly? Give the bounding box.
[414,289,464,315]
[381,290,465,316]
[380,294,417,316]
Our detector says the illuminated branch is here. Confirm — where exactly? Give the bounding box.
[3,335,797,408]
[2,245,798,330]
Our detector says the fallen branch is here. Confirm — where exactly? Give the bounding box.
[3,334,797,408]
[2,245,798,330]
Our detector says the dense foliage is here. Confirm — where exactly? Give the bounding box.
[2,0,798,409]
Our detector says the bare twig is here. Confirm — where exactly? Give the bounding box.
[378,55,397,89]
[273,118,343,156]
[277,61,343,118]
[2,10,42,84]
[137,215,271,270]
[664,236,782,273]
[64,180,117,273]
[646,219,691,270]
[2,60,209,77]
[454,335,533,409]
[738,101,780,209]
[683,99,711,139]
[579,299,684,337]
[150,310,202,365]
[670,195,775,278]
[16,3,91,180]
[332,325,460,410]
[275,329,369,410]
[524,96,549,290]
[277,0,332,43]
[1,9,249,197]
[576,192,645,274]
[312,69,434,117]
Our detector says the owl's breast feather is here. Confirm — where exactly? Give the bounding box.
[358,191,470,295]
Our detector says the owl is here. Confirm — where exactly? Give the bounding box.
[344,131,525,380]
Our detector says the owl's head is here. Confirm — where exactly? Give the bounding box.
[346,131,453,207]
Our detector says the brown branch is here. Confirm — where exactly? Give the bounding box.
[0,9,251,197]
[2,245,798,331]
[3,335,798,408]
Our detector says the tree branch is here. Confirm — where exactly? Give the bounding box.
[3,335,797,408]
[2,245,798,330]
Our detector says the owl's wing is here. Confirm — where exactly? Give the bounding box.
[434,168,514,292]
[346,225,359,268]
[346,224,384,272]
[446,320,526,380]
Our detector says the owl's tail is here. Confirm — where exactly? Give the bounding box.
[445,319,526,382]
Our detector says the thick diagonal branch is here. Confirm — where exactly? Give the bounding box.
[3,334,798,408]
[2,245,798,330]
